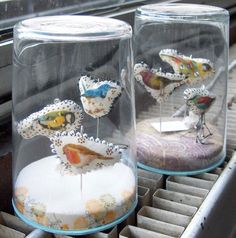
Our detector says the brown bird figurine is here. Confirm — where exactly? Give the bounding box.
[134,62,187,102]
[139,70,184,96]
[63,144,113,168]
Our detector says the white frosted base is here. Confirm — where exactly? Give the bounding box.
[14,155,136,231]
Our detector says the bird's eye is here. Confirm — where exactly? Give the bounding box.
[202,63,210,72]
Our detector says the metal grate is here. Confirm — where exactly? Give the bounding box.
[120,165,223,238]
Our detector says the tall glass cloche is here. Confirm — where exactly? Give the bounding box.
[134,4,229,175]
[12,15,137,235]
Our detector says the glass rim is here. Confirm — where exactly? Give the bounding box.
[136,3,229,19]
[14,15,132,41]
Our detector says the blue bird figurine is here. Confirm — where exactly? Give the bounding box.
[78,75,122,118]
[81,83,115,98]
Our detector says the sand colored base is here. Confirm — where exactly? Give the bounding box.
[136,118,224,172]
[14,155,135,231]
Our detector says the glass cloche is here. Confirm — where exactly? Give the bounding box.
[12,15,137,235]
[134,4,229,175]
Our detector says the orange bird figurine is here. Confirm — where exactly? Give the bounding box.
[63,144,113,168]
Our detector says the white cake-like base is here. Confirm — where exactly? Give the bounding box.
[14,155,136,231]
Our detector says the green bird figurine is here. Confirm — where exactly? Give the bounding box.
[184,86,216,144]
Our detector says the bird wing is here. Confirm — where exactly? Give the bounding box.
[101,90,107,98]
[196,96,214,110]
[197,96,212,103]
[169,55,184,65]
[65,144,114,160]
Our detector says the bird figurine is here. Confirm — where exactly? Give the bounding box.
[63,144,113,168]
[140,68,184,95]
[38,110,75,130]
[159,49,215,84]
[184,85,216,144]
[134,62,187,102]
[50,129,123,173]
[81,83,116,98]
[78,75,122,118]
[17,99,83,139]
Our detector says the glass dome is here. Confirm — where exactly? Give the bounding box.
[134,4,229,175]
[12,15,136,235]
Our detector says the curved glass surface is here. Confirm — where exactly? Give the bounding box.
[134,3,229,175]
[12,15,136,235]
